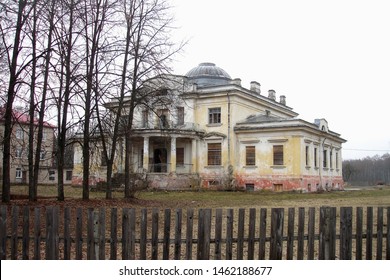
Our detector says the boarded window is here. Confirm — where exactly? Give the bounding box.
[273,184,283,192]
[208,143,221,165]
[246,146,255,166]
[273,145,284,165]
[208,107,221,124]
[177,107,184,125]
[176,147,184,165]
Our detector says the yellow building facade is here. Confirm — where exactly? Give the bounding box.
[73,63,346,192]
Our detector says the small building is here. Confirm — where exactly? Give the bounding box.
[0,108,73,185]
[72,63,346,192]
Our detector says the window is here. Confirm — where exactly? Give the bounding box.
[142,110,149,127]
[158,109,169,128]
[176,147,184,165]
[330,150,333,169]
[336,152,339,169]
[15,147,23,158]
[208,143,221,165]
[16,128,23,140]
[246,184,255,191]
[208,107,221,124]
[66,170,72,181]
[323,149,327,168]
[177,107,184,125]
[314,147,318,168]
[16,168,22,179]
[305,146,309,166]
[49,170,55,181]
[245,146,256,166]
[273,145,284,165]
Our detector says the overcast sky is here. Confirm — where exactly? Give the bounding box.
[168,0,390,160]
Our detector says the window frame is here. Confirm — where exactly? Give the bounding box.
[208,107,221,124]
[207,143,222,166]
[273,145,284,166]
[15,168,22,179]
[176,147,184,165]
[245,145,256,166]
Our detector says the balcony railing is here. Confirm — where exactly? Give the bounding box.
[146,163,193,174]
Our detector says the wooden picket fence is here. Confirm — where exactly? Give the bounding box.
[0,205,389,260]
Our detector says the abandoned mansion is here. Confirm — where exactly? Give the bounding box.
[72,62,347,192]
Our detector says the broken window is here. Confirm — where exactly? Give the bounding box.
[208,107,221,124]
[208,143,221,165]
[245,146,255,166]
[273,145,284,165]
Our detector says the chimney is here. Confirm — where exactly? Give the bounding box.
[268,89,276,101]
[250,81,261,94]
[231,78,241,86]
[279,95,286,105]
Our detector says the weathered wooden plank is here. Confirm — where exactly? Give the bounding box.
[376,207,383,260]
[110,208,118,260]
[197,209,211,259]
[319,206,336,260]
[98,208,106,260]
[355,207,363,260]
[53,206,59,260]
[387,207,390,260]
[11,206,19,260]
[139,209,147,260]
[185,209,194,260]
[163,209,171,260]
[0,206,7,260]
[286,208,295,260]
[75,208,83,260]
[237,208,245,260]
[214,209,222,260]
[270,208,284,260]
[174,209,182,260]
[340,207,353,260]
[33,207,41,260]
[45,206,55,260]
[225,209,234,260]
[366,207,373,260]
[63,207,71,260]
[122,208,130,260]
[297,207,305,260]
[129,208,136,260]
[307,207,315,260]
[22,206,29,260]
[151,208,159,260]
[247,208,256,260]
[87,208,96,260]
[258,208,267,260]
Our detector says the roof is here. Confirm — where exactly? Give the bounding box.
[185,62,232,87]
[0,107,56,128]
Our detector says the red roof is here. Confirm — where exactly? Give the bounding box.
[0,107,56,128]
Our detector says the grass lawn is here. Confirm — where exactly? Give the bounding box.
[5,184,390,209]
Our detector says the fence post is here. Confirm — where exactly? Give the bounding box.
[186,209,194,260]
[258,208,267,260]
[286,208,295,260]
[387,207,390,260]
[0,205,7,260]
[297,207,305,260]
[319,206,336,260]
[339,207,353,260]
[248,208,256,260]
[163,209,171,260]
[214,209,222,260]
[87,208,98,260]
[237,208,245,260]
[225,209,234,260]
[174,209,182,260]
[22,206,30,260]
[75,208,83,260]
[376,207,383,260]
[197,209,211,260]
[269,208,284,260]
[366,207,373,260]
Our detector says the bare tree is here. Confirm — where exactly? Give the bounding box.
[122,0,184,198]
[1,0,32,202]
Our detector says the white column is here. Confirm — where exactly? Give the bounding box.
[170,137,177,173]
[191,139,197,173]
[143,136,149,171]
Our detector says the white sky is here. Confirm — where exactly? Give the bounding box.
[169,0,390,160]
